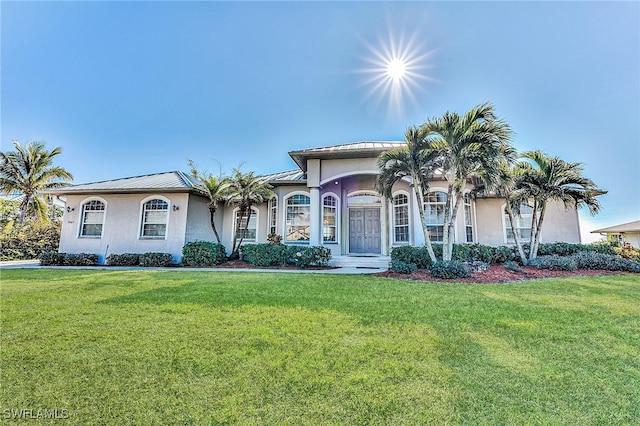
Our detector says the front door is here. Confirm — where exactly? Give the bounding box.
[349,208,381,254]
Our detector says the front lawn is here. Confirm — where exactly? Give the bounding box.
[1,270,638,425]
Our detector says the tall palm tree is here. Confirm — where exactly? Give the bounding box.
[226,166,273,258]
[188,160,229,244]
[511,150,600,261]
[376,126,439,263]
[0,140,73,224]
[420,102,516,261]
[493,161,528,264]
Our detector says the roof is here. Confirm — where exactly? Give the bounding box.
[289,141,405,171]
[46,171,203,195]
[591,220,640,234]
[259,169,306,184]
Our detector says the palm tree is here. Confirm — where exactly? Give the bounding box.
[0,140,73,224]
[226,166,273,258]
[188,160,229,244]
[493,161,528,264]
[510,150,600,262]
[376,126,439,263]
[420,102,516,261]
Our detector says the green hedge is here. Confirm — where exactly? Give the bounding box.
[139,252,174,267]
[241,244,331,268]
[1,220,61,261]
[106,253,141,266]
[182,241,227,267]
[571,251,640,272]
[429,260,471,279]
[391,243,515,268]
[390,260,417,274]
[528,255,578,271]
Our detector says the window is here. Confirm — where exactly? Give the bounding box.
[393,193,409,243]
[322,195,338,243]
[285,194,310,242]
[424,191,447,242]
[141,198,169,238]
[268,197,277,235]
[504,204,533,244]
[464,194,474,243]
[79,200,105,237]
[235,208,257,241]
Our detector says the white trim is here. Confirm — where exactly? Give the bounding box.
[283,191,311,244]
[424,189,448,243]
[77,196,108,239]
[233,206,259,242]
[138,195,171,240]
[463,191,475,244]
[391,190,411,245]
[321,192,340,244]
[320,170,380,186]
[501,202,536,245]
[268,195,278,235]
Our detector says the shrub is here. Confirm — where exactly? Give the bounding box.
[267,233,283,245]
[528,255,577,271]
[288,246,332,268]
[536,241,617,257]
[429,260,471,279]
[40,252,66,266]
[182,241,227,267]
[504,260,524,273]
[241,243,288,267]
[63,253,99,266]
[468,260,489,272]
[618,243,640,262]
[139,252,173,267]
[1,219,61,261]
[571,251,640,273]
[106,253,141,266]
[391,246,434,269]
[491,246,515,263]
[390,260,417,274]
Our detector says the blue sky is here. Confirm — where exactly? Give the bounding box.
[2,1,639,239]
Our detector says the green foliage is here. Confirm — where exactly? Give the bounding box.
[528,255,578,271]
[571,251,640,273]
[139,252,174,267]
[267,233,283,245]
[504,260,525,273]
[393,243,514,267]
[39,251,66,266]
[289,246,332,268]
[106,253,141,266]
[390,260,417,274]
[241,244,332,268]
[1,219,61,260]
[536,241,616,257]
[182,241,227,267]
[429,260,471,279]
[63,253,99,266]
[617,242,640,262]
[491,245,515,263]
[390,245,435,269]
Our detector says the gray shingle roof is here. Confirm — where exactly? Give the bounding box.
[47,171,201,195]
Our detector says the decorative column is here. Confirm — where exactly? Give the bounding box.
[309,187,321,245]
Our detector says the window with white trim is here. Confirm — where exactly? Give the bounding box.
[235,208,257,241]
[141,199,168,238]
[464,194,474,243]
[425,191,447,242]
[268,197,277,235]
[322,195,338,243]
[504,204,533,244]
[79,200,105,237]
[285,194,310,242]
[393,193,409,243]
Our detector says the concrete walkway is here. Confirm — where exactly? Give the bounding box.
[0,259,387,274]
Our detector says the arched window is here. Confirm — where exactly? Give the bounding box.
[268,197,277,235]
[424,191,447,242]
[504,204,533,244]
[464,194,474,243]
[234,207,258,241]
[79,200,106,238]
[393,193,409,243]
[285,194,310,242]
[322,195,338,243]
[140,198,169,238]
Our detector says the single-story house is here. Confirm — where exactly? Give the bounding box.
[591,220,640,248]
[48,141,584,264]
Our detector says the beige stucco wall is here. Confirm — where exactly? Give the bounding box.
[58,192,190,263]
[185,194,219,244]
[320,158,379,184]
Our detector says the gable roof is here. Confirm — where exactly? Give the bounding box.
[46,171,203,195]
[259,169,306,184]
[591,220,640,234]
[289,141,404,171]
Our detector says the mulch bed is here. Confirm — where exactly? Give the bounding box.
[374,265,628,284]
[212,260,338,271]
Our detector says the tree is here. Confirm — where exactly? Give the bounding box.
[188,160,229,244]
[420,102,515,261]
[376,126,439,263]
[493,161,528,264]
[225,166,273,259]
[0,140,73,224]
[508,150,600,263]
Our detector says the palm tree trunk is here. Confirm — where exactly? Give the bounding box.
[18,194,32,225]
[505,200,527,265]
[527,199,539,262]
[446,190,464,262]
[441,184,454,261]
[230,207,246,259]
[209,205,222,244]
[411,178,437,263]
[530,203,547,260]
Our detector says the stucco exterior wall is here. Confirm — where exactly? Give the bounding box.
[185,194,219,244]
[59,192,189,263]
[320,158,379,184]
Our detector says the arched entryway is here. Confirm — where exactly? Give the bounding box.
[347,192,381,254]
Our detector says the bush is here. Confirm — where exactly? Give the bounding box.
[63,253,99,266]
[288,246,332,268]
[429,260,471,279]
[528,255,577,271]
[504,260,524,273]
[391,246,435,269]
[536,241,617,257]
[106,253,141,266]
[491,246,515,263]
[468,260,489,272]
[139,252,173,267]
[182,241,227,267]
[40,252,66,266]
[571,251,640,273]
[241,243,288,267]
[1,219,61,261]
[267,233,283,245]
[390,260,417,274]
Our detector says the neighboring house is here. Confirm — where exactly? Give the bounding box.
[48,141,584,263]
[591,220,640,248]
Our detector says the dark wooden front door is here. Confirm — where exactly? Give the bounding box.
[349,208,381,254]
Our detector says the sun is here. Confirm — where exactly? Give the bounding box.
[356,28,436,119]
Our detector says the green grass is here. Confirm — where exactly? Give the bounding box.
[1,270,638,425]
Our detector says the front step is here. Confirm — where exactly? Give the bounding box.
[329,255,391,270]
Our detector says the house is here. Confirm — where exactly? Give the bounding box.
[591,220,640,248]
[48,141,583,264]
